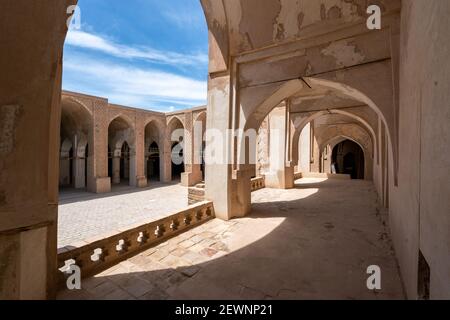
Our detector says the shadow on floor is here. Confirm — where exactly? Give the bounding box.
[58,178,405,300]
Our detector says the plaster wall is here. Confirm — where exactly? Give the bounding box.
[389,0,450,299]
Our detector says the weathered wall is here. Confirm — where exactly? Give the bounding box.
[390,0,450,299]
[0,0,77,299]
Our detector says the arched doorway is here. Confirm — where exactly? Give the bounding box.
[59,98,92,190]
[332,140,365,179]
[108,116,135,186]
[147,142,160,181]
[144,120,162,182]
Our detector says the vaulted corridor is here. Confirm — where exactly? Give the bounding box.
[58,178,404,300]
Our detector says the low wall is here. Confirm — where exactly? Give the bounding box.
[57,201,215,287]
[250,176,265,191]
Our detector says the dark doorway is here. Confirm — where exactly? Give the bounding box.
[147,142,160,181]
[171,142,184,180]
[120,142,130,181]
[332,140,365,179]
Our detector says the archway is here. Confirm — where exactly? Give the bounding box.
[108,116,135,186]
[59,97,92,190]
[144,120,163,182]
[59,140,73,188]
[147,142,160,181]
[216,74,392,218]
[331,140,365,180]
[291,108,378,171]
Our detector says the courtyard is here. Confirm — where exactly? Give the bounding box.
[58,182,188,248]
[58,178,404,300]
[2,0,449,302]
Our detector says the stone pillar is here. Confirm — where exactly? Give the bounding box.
[129,146,146,187]
[299,122,311,173]
[230,167,253,218]
[73,157,86,188]
[129,153,140,187]
[161,137,172,183]
[205,74,236,220]
[257,118,270,176]
[112,156,120,184]
[322,145,332,174]
[134,122,147,188]
[264,103,294,189]
[310,121,321,172]
[181,112,203,186]
[89,98,111,193]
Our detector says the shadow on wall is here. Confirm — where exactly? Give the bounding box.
[60,179,404,300]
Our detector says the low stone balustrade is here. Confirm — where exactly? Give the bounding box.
[251,176,265,191]
[57,201,215,287]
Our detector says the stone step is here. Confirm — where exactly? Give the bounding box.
[188,187,205,196]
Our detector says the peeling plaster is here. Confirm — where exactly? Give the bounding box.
[321,40,366,67]
[274,0,301,41]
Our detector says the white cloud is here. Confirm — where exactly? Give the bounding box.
[63,54,207,110]
[163,10,205,29]
[65,29,208,66]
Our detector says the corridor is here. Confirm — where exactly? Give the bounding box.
[58,178,404,300]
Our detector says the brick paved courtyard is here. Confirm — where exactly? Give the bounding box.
[58,178,404,300]
[58,182,188,248]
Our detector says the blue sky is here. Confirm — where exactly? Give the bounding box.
[63,0,208,112]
